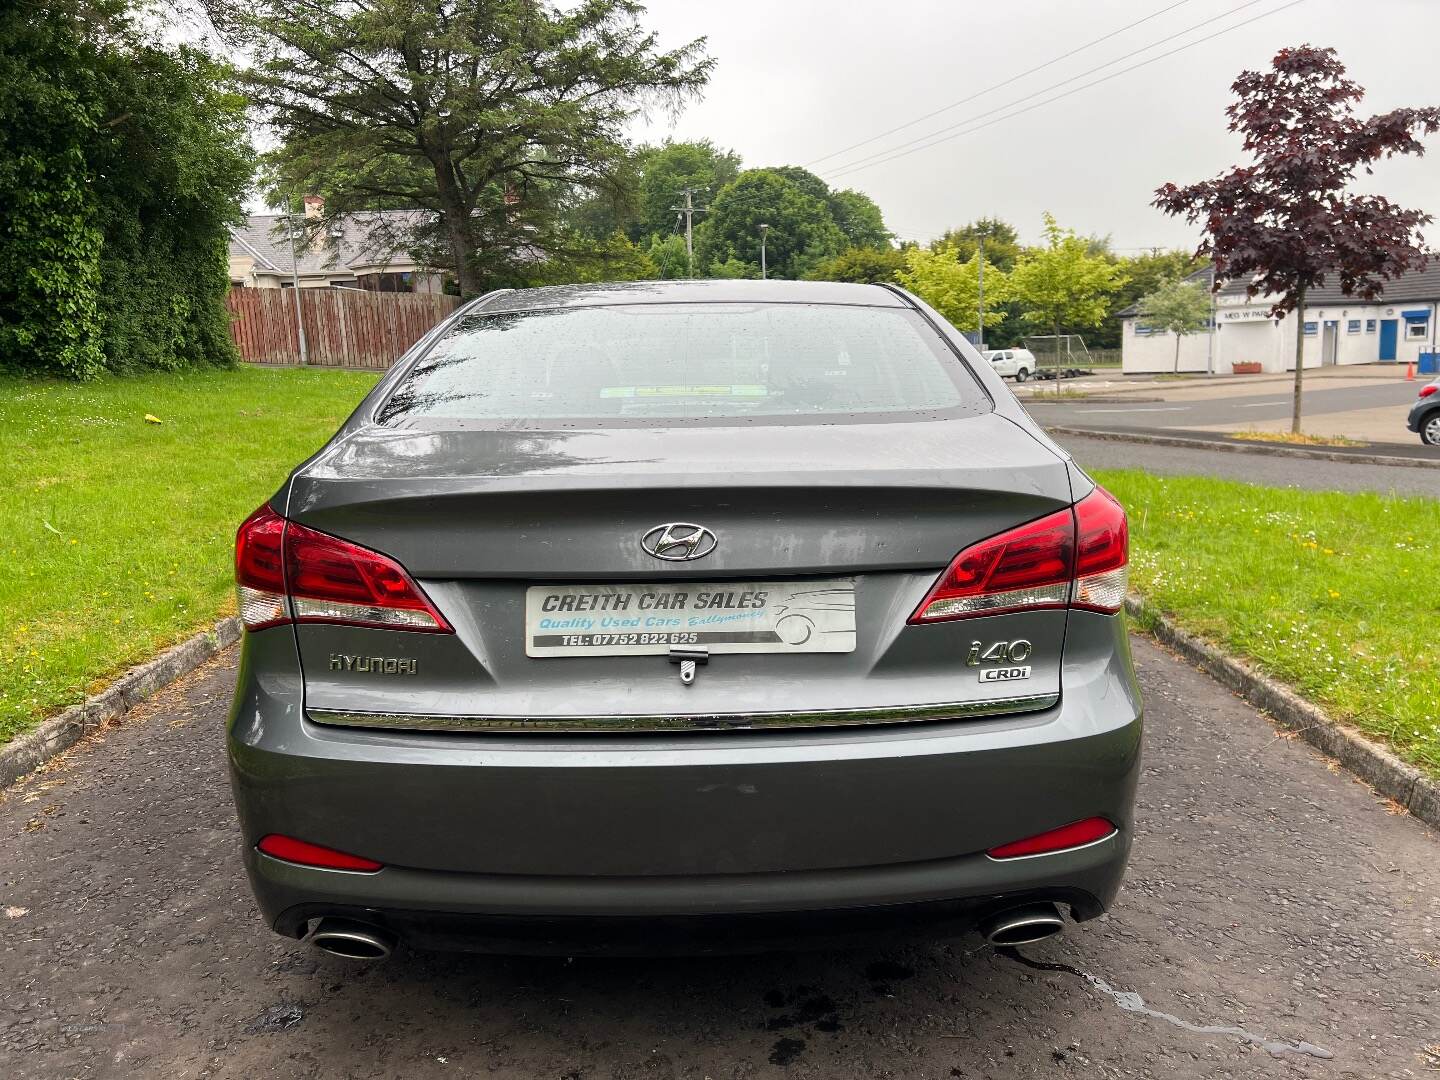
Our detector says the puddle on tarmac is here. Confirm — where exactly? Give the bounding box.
[1001,949,1334,1061]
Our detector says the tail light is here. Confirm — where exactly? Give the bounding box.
[909,486,1128,622]
[256,834,383,872]
[986,816,1117,859]
[235,504,451,633]
[1420,383,1438,398]
[1072,486,1129,613]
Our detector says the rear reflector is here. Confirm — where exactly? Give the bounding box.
[909,486,1128,622]
[235,504,451,633]
[256,834,383,872]
[986,817,1117,859]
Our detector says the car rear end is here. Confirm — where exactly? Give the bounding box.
[227,281,1142,956]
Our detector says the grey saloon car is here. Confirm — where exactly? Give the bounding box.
[228,280,1141,959]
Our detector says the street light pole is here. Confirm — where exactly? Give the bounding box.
[976,235,986,351]
[759,223,769,280]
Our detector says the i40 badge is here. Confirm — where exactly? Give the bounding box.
[967,639,1033,683]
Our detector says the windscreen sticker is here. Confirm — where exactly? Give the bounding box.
[599,384,768,398]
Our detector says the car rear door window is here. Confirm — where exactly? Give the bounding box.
[378,303,989,427]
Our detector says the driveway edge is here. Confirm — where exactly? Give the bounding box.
[1127,596,1439,831]
[1047,425,1440,470]
[0,617,241,792]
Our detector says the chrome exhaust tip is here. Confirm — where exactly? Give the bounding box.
[980,902,1065,947]
[309,917,396,961]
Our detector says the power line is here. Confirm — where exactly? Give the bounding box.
[821,0,1271,179]
[805,0,1198,169]
[822,0,1306,181]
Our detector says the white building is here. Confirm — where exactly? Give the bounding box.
[1121,264,1440,375]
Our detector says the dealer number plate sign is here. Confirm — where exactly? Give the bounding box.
[525,579,857,657]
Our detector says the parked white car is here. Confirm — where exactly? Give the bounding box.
[983,348,1037,382]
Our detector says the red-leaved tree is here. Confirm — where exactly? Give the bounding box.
[1155,46,1440,432]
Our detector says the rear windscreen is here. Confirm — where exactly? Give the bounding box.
[377,303,989,426]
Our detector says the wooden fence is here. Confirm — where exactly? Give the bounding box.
[226,288,463,369]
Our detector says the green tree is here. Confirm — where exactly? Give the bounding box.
[632,139,741,241]
[702,169,844,279]
[524,232,658,286]
[930,217,1022,269]
[897,245,1009,333]
[1,0,249,378]
[804,247,904,284]
[644,233,691,279]
[769,165,831,202]
[708,256,759,279]
[1136,277,1213,373]
[1121,250,1203,298]
[1093,249,1207,349]
[827,190,891,249]
[1008,213,1128,386]
[0,2,105,377]
[222,0,712,296]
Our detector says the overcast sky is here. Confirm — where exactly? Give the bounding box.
[627,0,1440,251]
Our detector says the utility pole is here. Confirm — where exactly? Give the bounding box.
[976,235,986,351]
[287,196,309,366]
[669,188,708,277]
[759,223,769,280]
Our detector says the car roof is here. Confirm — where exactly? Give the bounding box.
[472,279,909,314]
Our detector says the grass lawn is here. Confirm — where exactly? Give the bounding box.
[1,366,379,745]
[1093,469,1440,780]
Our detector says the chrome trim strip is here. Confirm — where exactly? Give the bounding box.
[306,694,1058,734]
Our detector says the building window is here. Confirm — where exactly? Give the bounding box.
[1346,319,1361,334]
[357,272,415,293]
[1407,320,1430,340]
[1365,319,1377,333]
[1303,321,1318,336]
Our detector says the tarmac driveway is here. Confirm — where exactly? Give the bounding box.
[1,637,1437,1079]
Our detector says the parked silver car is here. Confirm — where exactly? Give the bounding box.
[228,280,1141,958]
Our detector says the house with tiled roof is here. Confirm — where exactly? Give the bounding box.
[1120,262,1440,374]
[227,197,450,295]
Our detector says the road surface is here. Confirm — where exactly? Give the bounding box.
[1028,380,1423,431]
[2,641,1437,1079]
[1057,433,1440,498]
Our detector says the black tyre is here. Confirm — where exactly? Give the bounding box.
[1014,368,1029,383]
[1422,411,1440,446]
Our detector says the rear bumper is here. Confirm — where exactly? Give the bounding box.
[228,612,1142,951]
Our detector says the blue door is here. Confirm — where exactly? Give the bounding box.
[1379,319,1399,361]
